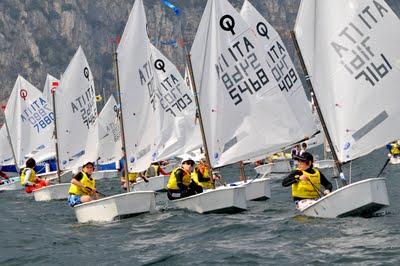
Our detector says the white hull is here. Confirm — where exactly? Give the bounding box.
[389,157,400,165]
[0,177,23,191]
[33,183,71,201]
[92,170,118,180]
[254,164,272,175]
[314,159,335,169]
[271,160,292,173]
[231,178,271,201]
[300,178,389,218]
[132,175,169,192]
[74,191,156,223]
[38,171,73,183]
[173,186,247,214]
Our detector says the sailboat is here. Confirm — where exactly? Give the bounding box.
[172,0,317,212]
[4,76,56,168]
[131,43,198,192]
[92,95,121,180]
[33,74,75,183]
[72,0,159,223]
[33,47,101,202]
[0,126,20,191]
[239,0,318,176]
[1,76,56,192]
[292,0,395,218]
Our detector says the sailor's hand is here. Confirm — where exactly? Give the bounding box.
[323,189,330,195]
[212,174,220,180]
[299,175,308,181]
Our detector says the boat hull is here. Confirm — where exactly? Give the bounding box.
[37,171,73,183]
[33,183,71,201]
[314,159,335,169]
[173,186,247,214]
[231,178,271,201]
[271,160,291,173]
[389,157,400,165]
[132,175,169,192]
[300,178,389,218]
[254,164,272,175]
[74,191,156,223]
[92,170,118,180]
[0,177,22,191]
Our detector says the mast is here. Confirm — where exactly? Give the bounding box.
[291,31,347,186]
[51,86,62,183]
[1,106,19,173]
[179,13,215,187]
[185,53,215,188]
[113,45,130,193]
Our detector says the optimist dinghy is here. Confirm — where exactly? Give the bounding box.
[292,0,399,217]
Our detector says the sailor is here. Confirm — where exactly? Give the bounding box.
[0,170,9,185]
[191,158,214,189]
[20,158,49,193]
[387,140,400,158]
[144,161,170,178]
[67,162,98,207]
[166,156,202,200]
[290,144,301,169]
[300,142,308,155]
[282,152,332,205]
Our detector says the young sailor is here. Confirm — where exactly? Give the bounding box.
[166,156,202,200]
[387,140,400,158]
[191,158,214,189]
[300,142,308,155]
[67,162,98,207]
[20,158,49,193]
[282,152,332,207]
[144,161,169,178]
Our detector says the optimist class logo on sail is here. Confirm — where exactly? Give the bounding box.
[70,67,97,129]
[330,1,392,87]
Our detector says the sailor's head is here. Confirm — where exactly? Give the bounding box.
[181,156,195,172]
[301,142,308,149]
[25,158,36,168]
[197,157,208,172]
[82,162,95,175]
[294,152,313,170]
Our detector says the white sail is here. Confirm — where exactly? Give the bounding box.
[4,76,55,166]
[55,47,99,170]
[97,95,122,164]
[117,0,161,172]
[240,0,317,137]
[0,126,14,166]
[42,74,59,108]
[190,0,306,167]
[295,0,400,162]
[150,44,198,160]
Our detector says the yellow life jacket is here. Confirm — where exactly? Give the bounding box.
[192,167,213,189]
[391,144,400,155]
[145,165,160,177]
[20,168,36,185]
[167,167,191,190]
[68,171,96,196]
[291,168,321,199]
[128,172,138,182]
